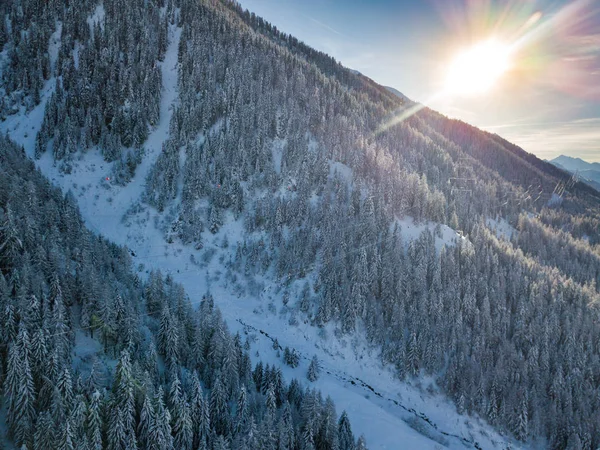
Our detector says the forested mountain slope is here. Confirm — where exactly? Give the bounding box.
[2,0,600,448]
[0,135,368,450]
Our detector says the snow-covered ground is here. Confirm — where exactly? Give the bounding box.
[329,160,354,185]
[0,23,521,450]
[486,217,517,241]
[394,216,466,252]
[87,3,105,32]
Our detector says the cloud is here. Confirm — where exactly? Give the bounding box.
[571,33,600,54]
[302,14,346,37]
[489,117,600,162]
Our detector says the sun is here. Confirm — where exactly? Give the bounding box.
[445,39,512,96]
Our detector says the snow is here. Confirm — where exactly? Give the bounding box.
[0,22,62,158]
[87,3,106,32]
[49,22,62,72]
[329,160,353,186]
[73,41,82,70]
[272,139,285,174]
[394,216,465,252]
[72,330,104,373]
[234,311,515,450]
[11,23,183,248]
[486,217,517,241]
[548,192,563,207]
[0,19,521,450]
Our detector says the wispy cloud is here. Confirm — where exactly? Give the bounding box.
[302,14,346,37]
[490,118,600,162]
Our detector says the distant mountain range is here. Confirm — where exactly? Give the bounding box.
[550,155,600,192]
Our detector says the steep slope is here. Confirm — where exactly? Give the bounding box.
[0,7,503,449]
[3,0,600,448]
[0,1,520,449]
[0,133,371,450]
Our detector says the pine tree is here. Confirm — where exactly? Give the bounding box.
[158,305,180,368]
[278,401,295,450]
[515,393,529,441]
[150,387,173,450]
[33,411,55,450]
[5,342,22,436]
[173,400,193,450]
[56,367,74,415]
[213,435,230,450]
[234,386,249,434]
[210,373,230,436]
[14,350,36,447]
[356,435,367,450]
[406,331,419,377]
[303,421,316,450]
[283,347,300,368]
[56,421,75,450]
[190,372,210,449]
[138,393,155,449]
[338,411,355,450]
[307,356,320,382]
[107,351,137,450]
[244,415,260,450]
[87,391,103,450]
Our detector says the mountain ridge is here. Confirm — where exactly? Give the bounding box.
[1,0,600,448]
[550,155,600,193]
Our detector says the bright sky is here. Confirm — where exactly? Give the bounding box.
[238,0,600,162]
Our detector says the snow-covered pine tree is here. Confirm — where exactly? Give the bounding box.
[307,355,321,382]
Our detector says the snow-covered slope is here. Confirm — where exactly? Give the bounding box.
[394,216,467,252]
[486,217,517,241]
[0,33,521,450]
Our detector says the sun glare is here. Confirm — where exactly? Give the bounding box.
[445,40,512,96]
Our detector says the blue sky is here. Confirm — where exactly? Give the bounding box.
[238,0,600,162]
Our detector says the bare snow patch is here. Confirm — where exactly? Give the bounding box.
[87,3,106,32]
[329,160,353,185]
[486,217,517,241]
[394,216,464,252]
[49,22,62,72]
[271,139,285,174]
[548,192,563,207]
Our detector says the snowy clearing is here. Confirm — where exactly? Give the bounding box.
[394,216,466,252]
[486,217,517,241]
